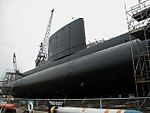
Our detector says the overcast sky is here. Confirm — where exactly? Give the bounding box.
[0,0,138,76]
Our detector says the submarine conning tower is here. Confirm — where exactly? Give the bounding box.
[48,18,86,61]
[36,18,86,67]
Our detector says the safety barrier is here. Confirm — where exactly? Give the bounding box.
[0,97,149,113]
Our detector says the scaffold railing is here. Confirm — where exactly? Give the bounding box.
[126,0,150,31]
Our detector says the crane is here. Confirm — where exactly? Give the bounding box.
[35,9,54,66]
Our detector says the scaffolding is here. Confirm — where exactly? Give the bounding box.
[0,69,23,96]
[126,0,150,97]
[1,72,15,96]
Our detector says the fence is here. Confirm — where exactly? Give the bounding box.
[0,97,149,112]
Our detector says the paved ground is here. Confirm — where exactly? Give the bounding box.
[16,108,47,113]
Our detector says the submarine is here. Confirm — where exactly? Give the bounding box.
[11,18,149,98]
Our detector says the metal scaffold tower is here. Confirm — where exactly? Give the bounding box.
[125,0,150,97]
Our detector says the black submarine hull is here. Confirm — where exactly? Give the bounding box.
[11,18,149,98]
[11,39,148,98]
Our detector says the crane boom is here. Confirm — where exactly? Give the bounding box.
[13,53,17,72]
[13,53,21,74]
[43,9,54,60]
[35,9,54,66]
